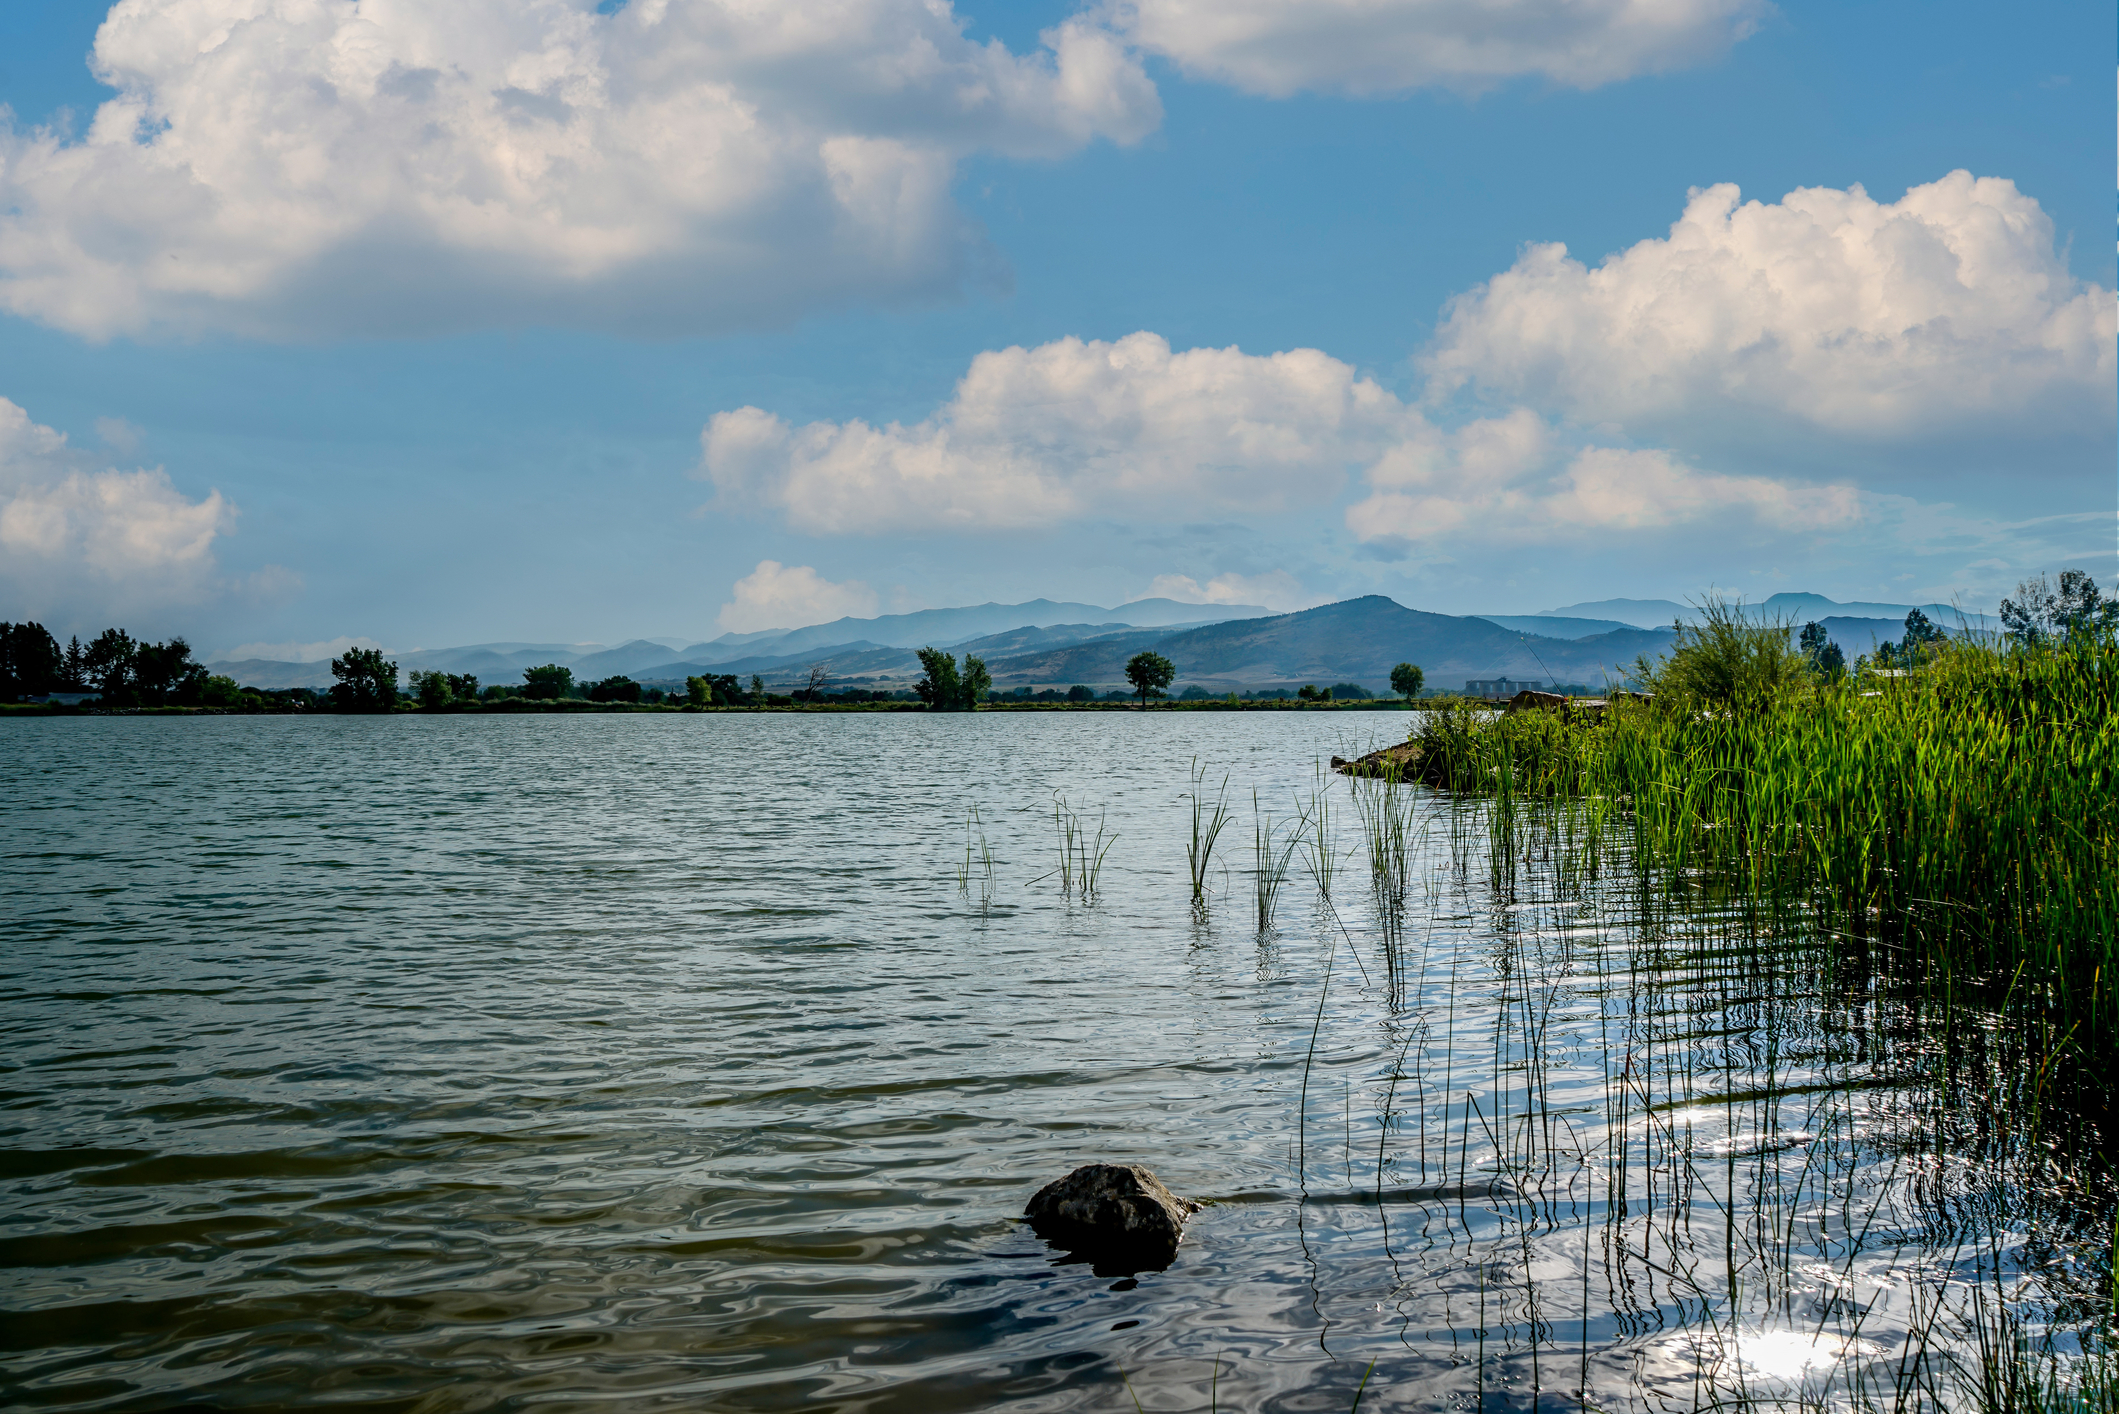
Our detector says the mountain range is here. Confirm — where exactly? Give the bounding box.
[1539,593,1995,632]
[207,591,1987,694]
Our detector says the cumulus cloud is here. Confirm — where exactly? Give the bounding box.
[1347,419,1859,548]
[703,331,1406,531]
[1109,0,1766,97]
[0,0,1159,339]
[1147,569,1310,611]
[1425,171,2118,438]
[718,559,879,634]
[703,330,1857,548]
[0,395,235,620]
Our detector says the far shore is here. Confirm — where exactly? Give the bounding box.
[2,696,1459,719]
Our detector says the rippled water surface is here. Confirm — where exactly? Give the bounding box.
[1,714,2092,1411]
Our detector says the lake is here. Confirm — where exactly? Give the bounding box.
[1,713,2095,1411]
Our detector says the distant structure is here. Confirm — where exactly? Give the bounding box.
[1466,677,1542,698]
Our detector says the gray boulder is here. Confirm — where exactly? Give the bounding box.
[1024,1163,1200,1271]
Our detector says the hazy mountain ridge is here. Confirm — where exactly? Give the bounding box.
[204,591,1979,694]
[1543,594,1995,631]
[1475,614,1637,639]
[694,596,1272,658]
[978,598,1677,691]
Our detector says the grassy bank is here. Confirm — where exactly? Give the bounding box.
[1408,631,2119,1080]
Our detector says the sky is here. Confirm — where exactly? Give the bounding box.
[0,0,2111,658]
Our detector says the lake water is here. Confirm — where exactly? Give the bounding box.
[1,713,2097,1411]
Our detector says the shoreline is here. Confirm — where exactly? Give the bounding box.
[2,698,1457,718]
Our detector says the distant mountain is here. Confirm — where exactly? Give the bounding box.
[204,657,340,690]
[687,596,1271,659]
[1536,598,1691,629]
[1543,594,1994,631]
[223,593,2000,699]
[637,640,916,680]
[1476,614,1636,640]
[982,597,1673,691]
[1754,593,1993,631]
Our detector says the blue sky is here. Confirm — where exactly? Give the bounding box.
[0,0,2111,656]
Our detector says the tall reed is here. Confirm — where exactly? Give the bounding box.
[1052,792,1116,901]
[1187,757,1236,907]
[1298,761,1337,898]
[1414,634,2119,1075]
[1251,789,1300,932]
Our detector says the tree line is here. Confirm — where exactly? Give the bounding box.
[5,620,1438,712]
[0,621,287,708]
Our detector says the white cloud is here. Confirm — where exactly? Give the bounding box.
[1425,171,2118,438]
[0,0,1159,340]
[220,635,380,663]
[1347,428,1860,547]
[0,395,235,621]
[1147,570,1310,611]
[718,559,879,633]
[703,331,1407,531]
[95,416,142,454]
[703,330,1854,547]
[1109,0,1766,97]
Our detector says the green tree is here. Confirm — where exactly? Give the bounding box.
[2054,569,2119,638]
[133,638,208,705]
[1067,684,1094,702]
[447,673,479,700]
[83,628,137,701]
[408,670,453,708]
[199,675,245,708]
[587,675,642,703]
[1996,572,2116,646]
[915,647,960,709]
[1389,662,1425,702]
[686,675,713,706]
[1125,650,1175,707]
[522,663,574,700]
[914,649,991,710]
[1798,623,1846,680]
[331,647,400,711]
[0,621,62,701]
[751,674,765,700]
[1328,682,1369,701]
[960,655,991,706]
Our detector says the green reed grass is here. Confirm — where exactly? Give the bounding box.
[1251,789,1300,932]
[1052,792,1116,901]
[1411,633,2119,1075]
[1187,757,1236,908]
[1299,761,1337,898]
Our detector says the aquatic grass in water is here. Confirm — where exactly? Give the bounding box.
[1298,760,1337,899]
[959,804,996,907]
[1408,634,2119,1082]
[1186,756,1236,908]
[1051,791,1117,901]
[1250,789,1300,932]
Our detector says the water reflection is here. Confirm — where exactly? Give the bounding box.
[0,713,2100,1411]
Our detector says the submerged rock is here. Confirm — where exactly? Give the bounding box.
[1331,741,1420,778]
[1024,1164,1201,1271]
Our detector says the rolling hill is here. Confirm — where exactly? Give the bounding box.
[980,597,1673,691]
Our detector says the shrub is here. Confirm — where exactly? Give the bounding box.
[1632,593,1805,709]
